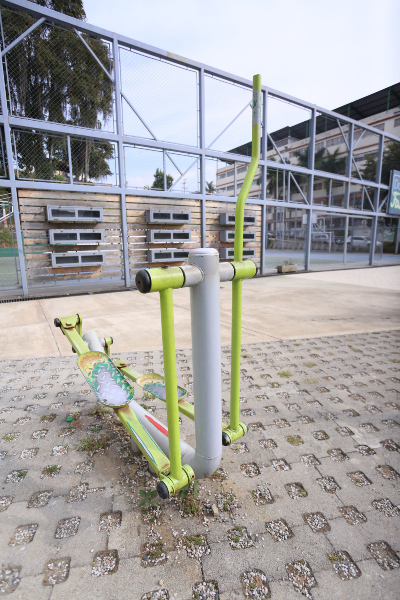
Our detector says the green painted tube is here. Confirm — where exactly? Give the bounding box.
[230,278,242,431]
[159,288,182,481]
[230,74,261,434]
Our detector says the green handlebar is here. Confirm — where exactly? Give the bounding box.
[229,74,261,439]
[234,74,261,261]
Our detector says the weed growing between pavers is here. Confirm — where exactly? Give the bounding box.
[141,590,170,599]
[192,581,219,600]
[176,533,210,559]
[286,435,304,445]
[240,569,271,599]
[285,482,308,499]
[227,525,254,549]
[77,434,111,454]
[141,539,166,567]
[250,485,274,506]
[41,464,61,478]
[215,490,239,513]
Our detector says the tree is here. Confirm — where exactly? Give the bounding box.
[361,141,400,185]
[3,1,114,182]
[206,180,216,193]
[151,168,173,190]
[293,146,346,176]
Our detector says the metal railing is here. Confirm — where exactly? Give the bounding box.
[0,0,399,295]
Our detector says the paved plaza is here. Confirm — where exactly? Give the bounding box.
[0,266,399,599]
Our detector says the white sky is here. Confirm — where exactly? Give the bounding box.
[84,0,400,111]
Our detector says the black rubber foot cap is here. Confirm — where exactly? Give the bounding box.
[157,481,169,499]
[71,347,76,354]
[54,318,61,328]
[222,432,231,446]
[136,269,151,294]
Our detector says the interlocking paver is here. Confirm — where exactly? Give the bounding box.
[0,330,399,598]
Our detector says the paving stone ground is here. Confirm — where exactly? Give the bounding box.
[0,330,399,599]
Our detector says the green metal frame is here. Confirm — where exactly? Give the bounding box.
[224,74,261,445]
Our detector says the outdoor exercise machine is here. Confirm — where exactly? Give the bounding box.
[54,74,262,499]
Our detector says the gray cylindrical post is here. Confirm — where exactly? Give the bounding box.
[189,248,222,478]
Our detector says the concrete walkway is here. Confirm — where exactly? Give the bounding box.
[1,265,399,360]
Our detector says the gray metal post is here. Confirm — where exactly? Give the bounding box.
[67,135,73,184]
[113,35,130,287]
[188,248,222,477]
[199,67,206,248]
[260,203,266,274]
[343,215,349,264]
[260,89,268,274]
[395,219,400,255]
[369,216,378,266]
[344,123,354,210]
[0,53,28,294]
[305,108,316,271]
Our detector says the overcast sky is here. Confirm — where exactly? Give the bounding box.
[83,0,399,111]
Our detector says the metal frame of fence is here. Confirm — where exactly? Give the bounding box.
[0,0,399,296]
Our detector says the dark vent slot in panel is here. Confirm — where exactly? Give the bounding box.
[51,251,106,268]
[146,210,191,224]
[49,229,104,245]
[47,206,103,223]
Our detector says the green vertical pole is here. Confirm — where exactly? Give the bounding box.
[230,74,261,433]
[159,288,182,481]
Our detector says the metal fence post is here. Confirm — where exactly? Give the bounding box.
[113,35,130,288]
[199,67,206,248]
[0,53,28,295]
[260,89,268,275]
[304,108,316,271]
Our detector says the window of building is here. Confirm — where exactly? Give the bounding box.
[315,141,325,152]
[237,166,247,174]
[313,182,323,190]
[226,169,234,177]
[217,173,226,180]
[332,181,342,187]
[394,117,400,127]
[227,185,234,191]
[326,136,343,148]
[354,154,364,162]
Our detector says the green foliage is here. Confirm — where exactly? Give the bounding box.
[151,168,174,190]
[89,404,111,417]
[3,1,114,182]
[178,478,198,500]
[361,141,400,185]
[138,488,158,509]
[206,180,216,193]
[0,227,13,248]
[17,469,28,478]
[278,370,292,378]
[77,434,110,453]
